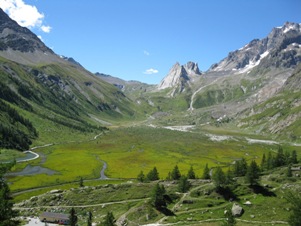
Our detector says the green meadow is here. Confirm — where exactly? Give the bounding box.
[6,125,294,197]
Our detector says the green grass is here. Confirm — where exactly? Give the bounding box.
[9,145,103,192]
[0,149,25,162]
[14,162,301,226]
[8,126,288,193]
[13,179,124,203]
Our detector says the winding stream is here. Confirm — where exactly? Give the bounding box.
[99,161,108,179]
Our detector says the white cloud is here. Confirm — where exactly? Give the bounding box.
[144,68,159,74]
[0,0,51,33]
[143,50,150,56]
[41,25,51,33]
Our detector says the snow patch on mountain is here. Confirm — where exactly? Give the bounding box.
[238,51,269,74]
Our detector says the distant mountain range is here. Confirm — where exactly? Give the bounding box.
[1,4,301,150]
[98,21,301,140]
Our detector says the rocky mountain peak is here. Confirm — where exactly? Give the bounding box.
[158,62,187,90]
[0,8,53,53]
[209,22,301,73]
[158,61,201,90]
[184,61,201,75]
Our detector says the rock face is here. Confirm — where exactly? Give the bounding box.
[158,61,201,92]
[209,22,301,73]
[231,203,244,217]
[0,8,52,53]
[0,8,63,65]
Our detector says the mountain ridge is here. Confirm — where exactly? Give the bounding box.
[0,9,139,150]
[209,22,301,73]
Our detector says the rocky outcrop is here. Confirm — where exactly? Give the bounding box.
[158,61,201,91]
[231,203,244,217]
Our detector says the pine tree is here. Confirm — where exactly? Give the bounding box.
[240,158,248,176]
[287,164,293,177]
[260,153,266,170]
[137,170,145,182]
[285,191,301,226]
[285,151,291,165]
[69,208,78,226]
[0,163,19,226]
[212,166,226,189]
[87,211,92,226]
[267,152,274,170]
[233,158,247,177]
[202,163,211,179]
[245,160,260,185]
[225,168,235,185]
[171,165,181,180]
[187,166,196,179]
[102,212,116,226]
[150,183,166,210]
[291,150,298,164]
[79,177,84,187]
[178,175,191,193]
[275,146,285,167]
[146,167,159,181]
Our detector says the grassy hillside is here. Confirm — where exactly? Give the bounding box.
[14,161,301,226]
[0,57,141,151]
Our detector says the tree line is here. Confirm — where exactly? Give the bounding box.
[137,165,197,182]
[0,80,33,111]
[0,99,37,151]
[211,147,299,190]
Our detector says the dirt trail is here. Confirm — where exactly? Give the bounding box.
[188,76,224,111]
[14,198,145,210]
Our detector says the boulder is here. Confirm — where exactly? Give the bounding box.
[231,203,244,217]
[244,201,252,205]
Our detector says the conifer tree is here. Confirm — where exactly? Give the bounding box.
[285,191,301,226]
[233,158,248,177]
[69,208,78,226]
[291,150,298,164]
[79,177,84,187]
[150,183,166,210]
[137,170,145,182]
[187,166,196,179]
[202,163,211,179]
[267,152,274,170]
[178,175,191,193]
[225,168,235,185]
[275,146,285,167]
[0,163,19,226]
[285,151,291,165]
[171,165,181,180]
[87,211,92,226]
[212,166,226,189]
[245,160,260,185]
[147,167,159,181]
[102,212,116,226]
[287,164,293,177]
[240,158,248,176]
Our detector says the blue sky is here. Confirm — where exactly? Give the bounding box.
[1,0,301,84]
